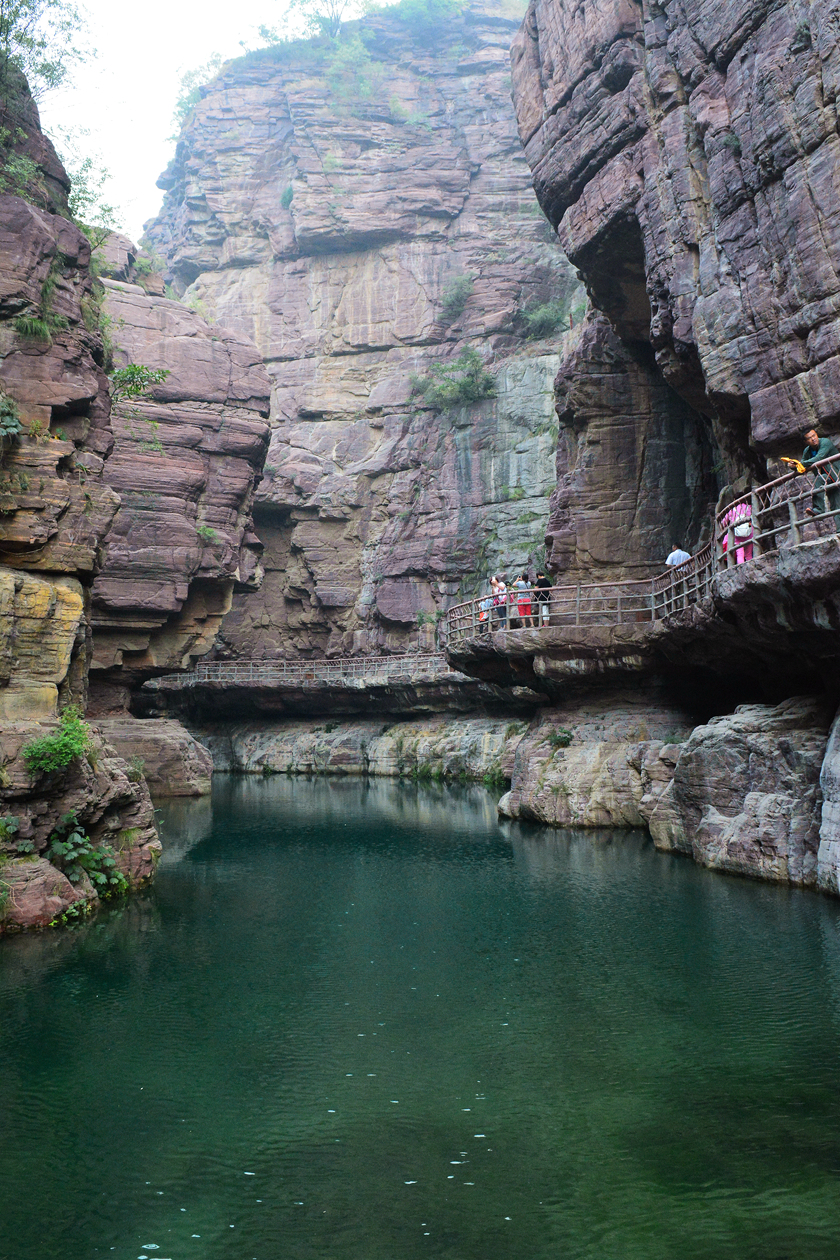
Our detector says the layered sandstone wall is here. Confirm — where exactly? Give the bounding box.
[0,87,164,928]
[511,0,840,465]
[146,3,587,656]
[0,79,271,928]
[87,275,270,710]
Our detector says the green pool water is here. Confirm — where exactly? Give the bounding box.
[2,775,840,1260]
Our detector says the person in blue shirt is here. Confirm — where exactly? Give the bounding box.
[802,428,840,523]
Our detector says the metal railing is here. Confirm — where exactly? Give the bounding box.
[446,452,840,647]
[145,653,457,692]
[715,451,840,567]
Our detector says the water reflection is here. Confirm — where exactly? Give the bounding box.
[2,777,840,1260]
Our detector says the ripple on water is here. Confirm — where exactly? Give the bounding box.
[1,777,840,1260]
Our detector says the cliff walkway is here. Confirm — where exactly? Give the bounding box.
[447,453,840,649]
[146,653,460,694]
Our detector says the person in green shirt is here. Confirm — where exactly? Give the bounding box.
[802,428,840,523]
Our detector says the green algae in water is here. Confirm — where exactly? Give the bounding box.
[1,776,840,1259]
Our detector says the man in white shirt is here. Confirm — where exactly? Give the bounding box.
[665,545,691,567]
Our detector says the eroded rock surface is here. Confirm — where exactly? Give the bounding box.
[146,4,584,656]
[648,698,833,887]
[548,311,717,582]
[511,0,840,462]
[0,724,160,931]
[88,278,270,694]
[498,692,695,826]
[94,717,213,797]
[195,713,527,782]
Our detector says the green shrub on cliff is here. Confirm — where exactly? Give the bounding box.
[110,364,170,406]
[441,275,473,322]
[0,394,22,443]
[324,32,382,110]
[522,298,570,339]
[172,54,225,129]
[22,709,92,777]
[46,811,128,894]
[411,347,496,410]
[383,0,464,35]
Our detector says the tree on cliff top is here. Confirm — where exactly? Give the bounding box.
[0,0,87,101]
[287,0,361,39]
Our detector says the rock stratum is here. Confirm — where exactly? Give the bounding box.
[146,3,595,656]
[512,0,840,463]
[0,75,270,929]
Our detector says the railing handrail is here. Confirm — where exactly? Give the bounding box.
[446,451,840,647]
[145,653,457,691]
[717,450,840,523]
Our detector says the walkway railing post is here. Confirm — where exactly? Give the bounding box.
[575,585,581,627]
[471,599,477,640]
[750,490,761,556]
[788,497,802,547]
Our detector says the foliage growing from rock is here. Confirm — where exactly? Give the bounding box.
[172,54,225,129]
[22,708,92,776]
[51,126,121,246]
[109,363,170,406]
[384,0,464,34]
[411,347,496,410]
[522,297,570,339]
[546,727,573,749]
[0,814,19,842]
[441,274,473,321]
[46,811,128,894]
[0,146,38,196]
[288,0,360,38]
[13,254,68,342]
[324,31,382,110]
[0,393,21,442]
[0,0,87,99]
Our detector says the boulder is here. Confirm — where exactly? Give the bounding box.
[94,717,213,796]
[648,697,833,886]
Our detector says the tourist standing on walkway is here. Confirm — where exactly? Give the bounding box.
[802,428,840,524]
[513,574,534,627]
[492,575,507,629]
[534,572,551,625]
[665,545,691,567]
[720,503,753,564]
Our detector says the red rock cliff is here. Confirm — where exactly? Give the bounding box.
[511,0,840,463]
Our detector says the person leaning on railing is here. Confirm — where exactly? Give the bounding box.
[800,428,840,524]
[534,572,551,626]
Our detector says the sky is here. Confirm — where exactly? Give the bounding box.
[38,0,353,243]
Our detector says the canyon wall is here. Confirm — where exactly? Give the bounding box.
[511,0,840,465]
[146,3,597,656]
[0,77,271,927]
[0,94,159,926]
[87,272,270,712]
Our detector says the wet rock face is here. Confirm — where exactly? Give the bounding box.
[146,6,584,656]
[88,279,270,692]
[648,698,833,887]
[511,0,840,461]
